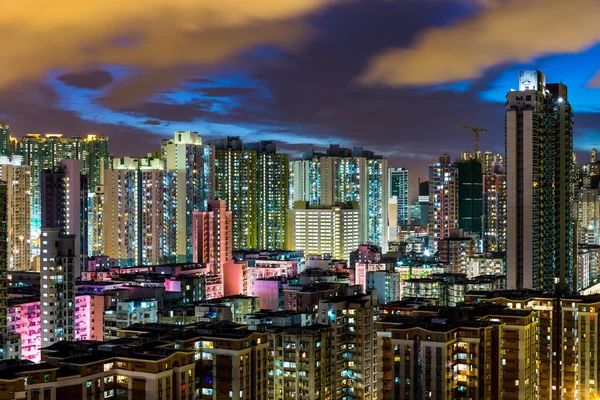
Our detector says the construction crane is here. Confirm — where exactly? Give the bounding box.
[456,124,487,156]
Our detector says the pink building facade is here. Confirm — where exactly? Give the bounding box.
[192,200,232,274]
[355,263,387,292]
[222,260,248,296]
[8,300,40,363]
[247,259,299,296]
[8,295,106,363]
[204,274,224,300]
[253,279,282,310]
[75,295,105,342]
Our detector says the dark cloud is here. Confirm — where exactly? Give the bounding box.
[127,102,208,122]
[99,68,196,108]
[4,0,598,180]
[197,87,256,97]
[234,1,488,176]
[57,69,114,89]
[188,77,214,84]
[0,83,164,158]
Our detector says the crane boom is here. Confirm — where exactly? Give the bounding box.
[456,124,487,156]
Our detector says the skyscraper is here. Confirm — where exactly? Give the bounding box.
[162,131,215,262]
[506,70,575,292]
[212,137,257,250]
[428,154,457,251]
[87,179,105,257]
[81,134,110,190]
[389,167,409,226]
[0,156,31,270]
[317,292,380,399]
[0,124,11,156]
[41,160,87,276]
[0,183,9,356]
[212,137,289,250]
[104,157,177,267]
[40,227,76,345]
[483,173,507,253]
[577,186,600,246]
[292,145,389,251]
[254,141,289,250]
[192,200,232,274]
[457,159,483,235]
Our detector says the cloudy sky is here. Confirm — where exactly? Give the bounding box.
[2,0,600,177]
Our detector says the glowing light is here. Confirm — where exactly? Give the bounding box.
[558,97,564,103]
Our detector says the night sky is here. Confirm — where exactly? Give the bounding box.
[2,0,600,178]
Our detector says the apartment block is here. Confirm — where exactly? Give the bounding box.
[317,292,381,400]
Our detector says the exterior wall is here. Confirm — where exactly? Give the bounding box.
[192,200,232,274]
[104,157,177,267]
[292,148,389,251]
[0,158,31,270]
[40,228,76,346]
[162,131,215,263]
[253,280,281,310]
[428,158,457,250]
[222,260,248,296]
[287,204,359,261]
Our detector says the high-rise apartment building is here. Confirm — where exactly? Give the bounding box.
[389,167,409,226]
[483,173,507,253]
[104,157,177,267]
[318,292,380,400]
[41,159,87,276]
[0,183,9,358]
[255,141,289,250]
[428,154,457,251]
[379,304,538,400]
[16,134,109,239]
[212,137,289,250]
[40,228,76,345]
[87,181,105,257]
[287,202,360,261]
[438,230,475,274]
[212,137,257,249]
[464,291,600,400]
[162,131,215,262]
[267,325,334,400]
[506,70,575,292]
[192,200,232,274]
[0,156,31,270]
[577,186,600,246]
[292,145,389,251]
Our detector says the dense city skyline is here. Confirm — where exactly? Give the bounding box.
[2,0,600,177]
[2,2,600,399]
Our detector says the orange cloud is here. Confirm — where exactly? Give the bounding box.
[0,0,333,88]
[359,0,600,86]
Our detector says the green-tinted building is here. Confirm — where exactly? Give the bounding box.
[15,133,110,239]
[212,137,288,250]
[457,160,483,234]
[255,144,289,250]
[0,124,11,156]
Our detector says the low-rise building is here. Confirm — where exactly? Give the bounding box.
[194,295,260,324]
[103,299,158,340]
